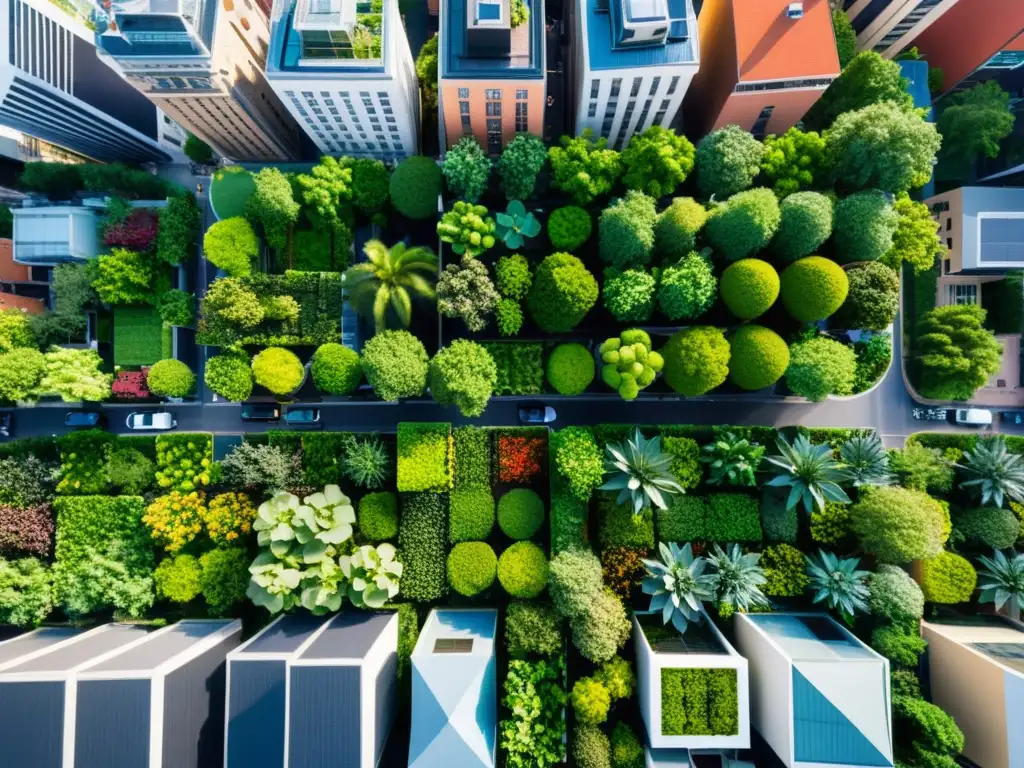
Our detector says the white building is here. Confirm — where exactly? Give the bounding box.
[12,206,99,265]
[0,0,178,163]
[844,0,955,58]
[572,0,699,150]
[265,0,420,160]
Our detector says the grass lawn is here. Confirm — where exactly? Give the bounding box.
[113,306,165,367]
[210,167,255,220]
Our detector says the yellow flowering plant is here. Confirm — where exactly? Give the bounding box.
[203,492,256,546]
[143,491,207,553]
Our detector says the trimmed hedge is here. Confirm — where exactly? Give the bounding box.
[719,259,779,320]
[548,205,593,251]
[398,492,448,601]
[728,325,789,391]
[772,191,833,262]
[447,542,497,597]
[663,436,702,490]
[358,491,399,541]
[450,487,496,542]
[547,343,595,395]
[662,326,730,396]
[310,343,361,395]
[396,422,450,492]
[251,347,304,395]
[527,252,599,333]
[498,489,545,540]
[780,256,849,323]
[505,601,563,657]
[920,551,977,604]
[707,493,762,542]
[498,541,549,598]
[956,507,1021,550]
[656,496,706,542]
[390,156,442,220]
[661,668,738,736]
[481,342,544,396]
[453,426,490,489]
[598,496,655,549]
[146,359,196,398]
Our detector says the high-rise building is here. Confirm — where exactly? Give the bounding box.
[844,0,957,58]
[0,0,175,163]
[94,0,304,161]
[684,0,839,138]
[438,0,545,154]
[571,0,699,150]
[265,0,419,160]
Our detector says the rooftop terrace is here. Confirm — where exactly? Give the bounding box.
[269,0,387,73]
[442,0,543,79]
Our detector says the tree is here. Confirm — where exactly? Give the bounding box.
[599,190,658,269]
[415,33,438,111]
[499,134,548,200]
[882,193,943,274]
[342,240,438,333]
[0,348,45,403]
[390,156,442,220]
[157,195,201,265]
[826,102,941,193]
[437,255,500,331]
[603,268,657,322]
[199,277,264,343]
[79,163,171,199]
[694,125,764,199]
[295,156,353,230]
[833,191,899,263]
[851,486,945,564]
[772,191,833,262]
[759,128,829,197]
[351,158,389,215]
[361,329,429,400]
[443,136,492,202]
[662,326,730,396]
[204,352,253,401]
[549,131,622,205]
[429,340,497,417]
[39,347,112,402]
[832,9,857,69]
[657,252,716,320]
[246,168,299,252]
[937,80,1016,182]
[913,304,1002,401]
[93,248,160,305]
[183,133,214,164]
[146,359,196,398]
[621,126,695,198]
[804,51,912,131]
[19,162,82,198]
[705,188,781,261]
[833,262,900,331]
[157,289,196,327]
[31,262,95,345]
[526,252,598,333]
[655,197,707,260]
[786,336,857,401]
[203,217,258,279]
[0,308,35,352]
[310,343,361,395]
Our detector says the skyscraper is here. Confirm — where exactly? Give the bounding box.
[0,0,175,163]
[94,0,304,161]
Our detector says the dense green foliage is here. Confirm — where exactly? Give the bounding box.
[657,252,717,321]
[760,128,829,197]
[786,336,857,401]
[527,252,598,333]
[547,206,593,251]
[447,542,497,597]
[362,330,429,401]
[662,326,730,396]
[780,257,849,322]
[310,343,362,395]
[913,304,1002,401]
[705,188,781,261]
[729,325,789,391]
[772,191,833,262]
[833,191,900,264]
[833,263,900,331]
[599,191,658,269]
[694,125,764,199]
[499,134,548,200]
[604,268,657,322]
[655,197,707,260]
[719,258,779,320]
[397,492,448,601]
[390,156,442,219]
[549,132,622,205]
[547,343,595,395]
[428,340,497,418]
[621,126,695,198]
[498,541,549,598]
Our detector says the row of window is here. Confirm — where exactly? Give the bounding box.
[457,88,529,100]
[589,75,680,101]
[733,77,834,93]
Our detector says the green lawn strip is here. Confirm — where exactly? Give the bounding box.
[113,306,164,367]
[210,167,255,220]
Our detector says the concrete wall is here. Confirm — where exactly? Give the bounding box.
[924,187,964,274]
[710,87,828,137]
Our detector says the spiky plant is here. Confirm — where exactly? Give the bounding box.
[958,435,1024,508]
[641,542,719,634]
[805,550,871,619]
[766,434,851,515]
[340,435,391,489]
[839,434,895,487]
[342,240,438,333]
[701,432,765,487]
[599,428,683,514]
[976,549,1024,621]
[708,543,769,613]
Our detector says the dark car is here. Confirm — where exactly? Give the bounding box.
[65,411,104,428]
[240,404,281,421]
[0,412,11,438]
[518,402,556,424]
[284,408,321,427]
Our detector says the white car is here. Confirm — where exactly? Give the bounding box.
[126,411,177,431]
[954,408,992,427]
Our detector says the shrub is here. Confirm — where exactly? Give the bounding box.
[597,656,636,701]
[390,156,442,219]
[453,426,491,488]
[599,329,664,400]
[622,125,695,197]
[891,669,923,700]
[527,252,599,333]
[158,289,196,327]
[143,491,207,554]
[502,656,567,768]
[547,206,592,251]
[780,257,849,322]
[573,725,611,768]
[437,202,496,257]
[762,543,809,597]
[833,191,900,264]
[222,441,299,492]
[495,254,532,300]
[851,486,946,563]
[449,487,495,542]
[57,430,114,495]
[498,489,545,540]
[155,554,202,603]
[761,487,798,544]
[662,326,730,396]
[429,340,497,418]
[105,447,153,495]
[204,217,258,277]
[707,493,762,542]
[311,343,361,395]
[549,547,604,616]
[872,624,927,667]
[203,352,253,402]
[772,191,833,262]
[499,134,547,200]
[398,492,448,601]
[956,506,1021,549]
[786,336,857,401]
[760,127,829,197]
[890,443,955,494]
[572,677,611,725]
[0,504,52,557]
[362,330,429,400]
[610,722,643,768]
[0,557,52,627]
[870,564,924,624]
[549,131,622,205]
[913,304,1003,401]
[833,262,900,331]
[443,136,491,202]
[505,601,562,657]
[574,587,630,663]
[547,343,595,395]
[599,191,658,269]
[663,436,702,490]
[0,456,57,509]
[657,252,717,321]
[656,496,706,542]
[599,497,655,549]
[146,359,195,398]
[728,325,789,391]
[447,542,498,597]
[396,422,450,493]
[662,668,739,736]
[358,492,399,541]
[719,258,779,320]
[893,695,965,768]
[251,347,304,395]
[498,541,549,598]
[695,125,764,198]
[483,342,544,396]
[496,299,523,336]
[655,197,707,260]
[705,188,781,261]
[497,434,547,484]
[199,547,249,615]
[550,427,604,501]
[603,268,656,322]
[810,501,854,546]
[602,546,647,598]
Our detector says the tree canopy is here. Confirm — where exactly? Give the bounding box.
[804,51,913,131]
[937,80,1016,183]
[881,193,944,274]
[621,126,695,199]
[549,131,622,205]
[499,134,548,201]
[443,136,492,202]
[246,168,299,252]
[203,217,258,277]
[759,128,829,197]
[294,156,353,230]
[914,304,1003,401]
[694,125,764,199]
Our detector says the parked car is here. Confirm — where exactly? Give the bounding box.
[284,408,321,426]
[65,411,104,428]
[954,408,992,427]
[0,412,11,438]
[240,404,280,422]
[518,402,557,424]
[126,411,176,431]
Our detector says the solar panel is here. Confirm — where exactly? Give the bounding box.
[433,639,474,653]
[980,218,1024,264]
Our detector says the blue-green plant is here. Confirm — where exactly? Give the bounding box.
[958,435,1024,508]
[766,434,851,514]
[495,200,542,249]
[641,542,718,634]
[708,543,768,612]
[976,548,1024,621]
[840,434,895,487]
[805,549,871,619]
[599,428,682,514]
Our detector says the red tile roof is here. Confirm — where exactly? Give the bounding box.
[732,0,840,82]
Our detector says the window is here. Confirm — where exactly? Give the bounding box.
[487,101,502,116]
[931,201,950,214]
[733,77,834,93]
[458,87,469,98]
[485,88,502,100]
[434,638,474,653]
[610,78,622,98]
[946,218,952,231]
[667,75,680,95]
[516,89,528,99]
[943,258,950,274]
[590,79,599,99]
[946,284,977,305]
[487,118,502,154]
[460,101,470,114]
[947,238,953,249]
[588,101,597,118]
[630,78,642,97]
[461,114,471,129]
[515,101,527,131]
[649,76,661,95]
[751,105,775,138]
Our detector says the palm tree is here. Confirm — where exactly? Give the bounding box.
[708,544,769,612]
[599,428,683,514]
[641,542,719,634]
[342,240,438,333]
[977,549,1024,621]
[765,434,851,515]
[805,550,871,619]
[840,434,895,487]
[958,435,1024,508]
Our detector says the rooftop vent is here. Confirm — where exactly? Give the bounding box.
[786,1,803,18]
[466,0,510,57]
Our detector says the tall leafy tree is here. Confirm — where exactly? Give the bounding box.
[621,126,695,199]
[39,347,112,402]
[804,51,913,131]
[759,128,829,197]
[442,136,492,202]
[415,34,438,111]
[19,162,83,199]
[295,156,354,230]
[246,167,299,253]
[549,130,622,206]
[343,240,438,332]
[93,248,161,305]
[913,304,1003,401]
[694,125,763,199]
[832,9,857,69]
[881,193,944,274]
[156,195,201,265]
[203,217,258,277]
[498,134,548,201]
[183,133,214,164]
[937,80,1016,183]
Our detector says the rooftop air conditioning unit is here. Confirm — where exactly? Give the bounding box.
[617,0,670,46]
[786,1,803,18]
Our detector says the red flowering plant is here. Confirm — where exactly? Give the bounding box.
[497,435,547,484]
[0,504,54,556]
[113,369,150,400]
[104,209,159,251]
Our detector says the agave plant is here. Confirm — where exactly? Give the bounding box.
[299,556,349,615]
[247,553,303,614]
[840,434,895,487]
[495,200,542,249]
[701,432,765,487]
[599,428,683,514]
[976,549,1024,621]
[805,550,871,619]
[341,543,403,608]
[958,435,1024,508]
[342,240,438,333]
[766,434,851,515]
[253,485,356,563]
[641,542,719,634]
[708,544,769,612]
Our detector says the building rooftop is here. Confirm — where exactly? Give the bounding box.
[94,0,216,59]
[924,618,1024,677]
[585,0,697,71]
[441,0,543,78]
[745,614,878,662]
[730,0,839,82]
[12,206,99,265]
[268,0,387,74]
[414,609,497,658]
[938,186,1024,270]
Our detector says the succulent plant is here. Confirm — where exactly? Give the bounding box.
[701,432,764,486]
[599,427,683,513]
[437,201,497,256]
[766,434,851,514]
[708,543,769,612]
[495,200,542,249]
[340,543,403,608]
[976,548,1024,621]
[840,434,895,487]
[641,542,719,634]
[958,435,1024,508]
[600,328,664,400]
[805,549,871,619]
